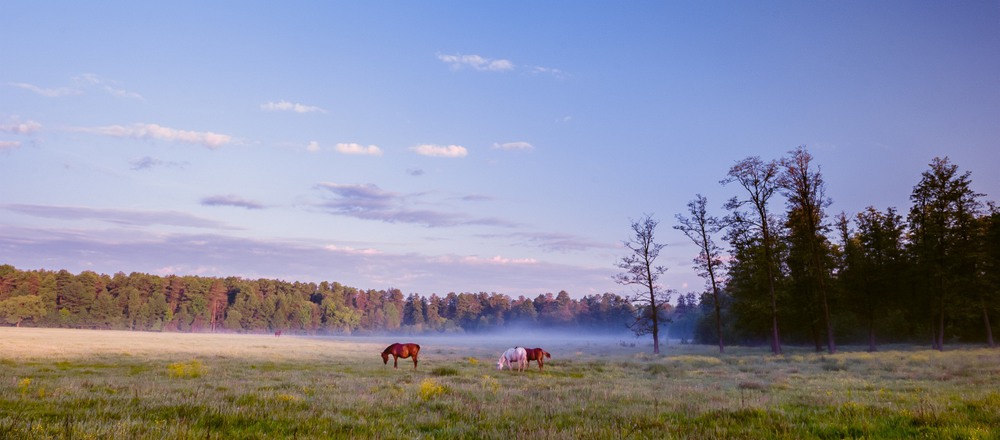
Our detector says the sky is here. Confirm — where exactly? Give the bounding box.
[1,2,998,300]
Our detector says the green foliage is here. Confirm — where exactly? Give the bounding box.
[0,267,635,335]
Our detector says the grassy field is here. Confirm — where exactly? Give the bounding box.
[1,328,998,439]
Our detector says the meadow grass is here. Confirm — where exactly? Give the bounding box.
[0,328,997,439]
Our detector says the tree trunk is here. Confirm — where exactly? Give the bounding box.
[936,294,946,351]
[649,288,660,354]
[867,309,877,352]
[981,296,995,348]
[819,280,836,354]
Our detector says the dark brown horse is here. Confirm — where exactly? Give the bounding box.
[525,347,551,370]
[381,343,420,369]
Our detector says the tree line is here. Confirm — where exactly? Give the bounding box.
[0,267,637,334]
[659,151,998,353]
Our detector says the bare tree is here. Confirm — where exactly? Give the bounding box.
[675,194,727,353]
[723,156,783,355]
[614,214,672,354]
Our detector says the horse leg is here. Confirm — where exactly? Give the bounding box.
[393,355,399,369]
[412,355,418,369]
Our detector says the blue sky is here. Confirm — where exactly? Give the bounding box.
[1,2,997,299]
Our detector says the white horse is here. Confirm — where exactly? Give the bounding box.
[497,347,528,372]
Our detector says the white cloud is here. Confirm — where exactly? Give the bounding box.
[492,141,534,150]
[260,100,326,114]
[324,244,381,255]
[307,141,321,152]
[411,144,468,158]
[84,123,232,149]
[335,142,383,156]
[437,54,515,72]
[0,117,42,135]
[10,82,81,97]
[0,141,21,149]
[435,255,538,265]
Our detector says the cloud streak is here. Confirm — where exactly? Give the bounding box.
[315,183,516,228]
[335,143,383,156]
[493,141,534,150]
[438,53,514,72]
[0,117,42,135]
[1,204,233,229]
[201,195,264,210]
[261,100,326,114]
[82,123,233,149]
[10,82,81,97]
[75,74,144,100]
[412,144,468,158]
[129,156,189,171]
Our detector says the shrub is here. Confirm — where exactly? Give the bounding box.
[166,360,204,379]
[419,378,446,401]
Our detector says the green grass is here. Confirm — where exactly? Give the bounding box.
[0,328,998,439]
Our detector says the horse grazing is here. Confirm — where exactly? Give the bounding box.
[381,343,420,369]
[497,347,528,372]
[525,347,551,371]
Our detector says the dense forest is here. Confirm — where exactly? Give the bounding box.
[1,152,997,353]
[668,152,999,352]
[0,266,638,335]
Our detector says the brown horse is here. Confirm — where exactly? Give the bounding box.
[525,347,551,370]
[381,343,420,369]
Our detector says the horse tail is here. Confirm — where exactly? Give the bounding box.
[544,351,551,358]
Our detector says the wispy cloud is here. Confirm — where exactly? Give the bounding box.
[82,123,233,149]
[74,74,144,100]
[10,82,81,98]
[201,195,264,210]
[129,156,188,170]
[443,255,539,265]
[1,204,233,229]
[324,244,381,255]
[529,66,568,79]
[411,144,467,158]
[260,100,326,114]
[11,75,144,99]
[0,141,20,149]
[492,141,534,150]
[335,142,383,156]
[437,53,566,79]
[0,117,42,135]
[437,53,514,72]
[315,182,515,228]
[478,231,617,253]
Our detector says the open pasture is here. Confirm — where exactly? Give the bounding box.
[1,328,998,439]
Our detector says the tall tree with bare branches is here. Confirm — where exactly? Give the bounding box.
[675,194,727,353]
[723,156,783,355]
[614,214,672,354]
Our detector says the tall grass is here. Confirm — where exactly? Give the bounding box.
[1,328,997,439]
